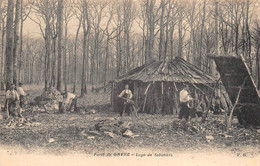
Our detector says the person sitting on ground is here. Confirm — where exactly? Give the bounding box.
[118,84,138,117]
[179,84,193,121]
[61,91,78,112]
[5,84,21,117]
[17,83,29,114]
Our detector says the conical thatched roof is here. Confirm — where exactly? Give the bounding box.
[115,57,215,84]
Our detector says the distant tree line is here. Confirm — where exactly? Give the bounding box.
[1,0,260,95]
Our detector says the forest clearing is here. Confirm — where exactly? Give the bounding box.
[1,0,260,165]
[0,85,260,157]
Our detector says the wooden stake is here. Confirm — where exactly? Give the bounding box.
[142,83,152,113]
[173,82,178,92]
[191,83,207,95]
[111,82,114,111]
[227,78,246,133]
[144,83,151,95]
[160,82,164,113]
[173,82,179,115]
[201,78,221,123]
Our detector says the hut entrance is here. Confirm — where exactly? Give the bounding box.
[112,80,136,115]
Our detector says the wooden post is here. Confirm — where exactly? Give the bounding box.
[194,89,198,108]
[142,83,152,113]
[173,82,179,115]
[160,81,164,113]
[5,100,9,119]
[111,82,114,111]
[133,81,139,107]
[227,78,246,133]
[201,78,221,123]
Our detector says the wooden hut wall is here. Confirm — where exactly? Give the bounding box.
[112,80,212,115]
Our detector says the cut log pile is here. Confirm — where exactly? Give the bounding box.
[164,118,260,145]
[32,87,63,113]
[83,118,138,139]
[171,119,226,135]
[2,116,41,129]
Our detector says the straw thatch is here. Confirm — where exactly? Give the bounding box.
[112,57,216,115]
[115,57,215,84]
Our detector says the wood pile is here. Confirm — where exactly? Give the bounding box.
[83,118,138,139]
[32,87,63,113]
[2,116,41,129]
[171,119,226,135]
[165,118,259,145]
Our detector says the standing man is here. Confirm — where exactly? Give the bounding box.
[179,84,193,120]
[17,83,29,114]
[5,84,20,117]
[61,91,78,113]
[118,84,138,117]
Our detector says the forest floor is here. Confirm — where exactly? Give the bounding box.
[0,85,260,165]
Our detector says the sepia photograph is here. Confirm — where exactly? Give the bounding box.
[0,0,260,165]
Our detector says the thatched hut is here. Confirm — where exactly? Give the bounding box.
[111,57,216,115]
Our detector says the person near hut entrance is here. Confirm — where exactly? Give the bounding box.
[61,91,78,113]
[118,84,138,117]
[179,84,193,120]
[17,83,29,114]
[5,84,22,117]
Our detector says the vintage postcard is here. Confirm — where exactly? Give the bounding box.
[0,0,260,165]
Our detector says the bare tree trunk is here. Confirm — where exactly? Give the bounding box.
[64,15,68,91]
[18,0,23,83]
[0,3,5,90]
[169,5,175,60]
[159,0,165,61]
[104,36,109,84]
[30,57,35,84]
[13,0,21,87]
[178,11,183,58]
[198,0,206,69]
[5,0,15,90]
[57,0,63,91]
[73,14,82,93]
[81,2,90,96]
[51,36,57,87]
[210,0,219,76]
[246,0,252,73]
[257,44,260,89]
[116,24,122,77]
[45,21,51,90]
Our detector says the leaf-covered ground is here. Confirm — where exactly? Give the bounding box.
[0,85,260,158]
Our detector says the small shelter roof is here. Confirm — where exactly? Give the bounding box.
[115,57,215,84]
[212,55,260,104]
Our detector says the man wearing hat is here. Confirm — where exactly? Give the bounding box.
[17,83,29,114]
[179,84,193,120]
[6,84,20,117]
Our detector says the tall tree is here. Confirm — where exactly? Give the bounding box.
[5,0,15,90]
[72,4,82,93]
[30,0,54,90]
[63,1,73,91]
[0,1,6,90]
[13,0,21,87]
[57,0,63,91]
[158,0,165,60]
[81,0,91,96]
